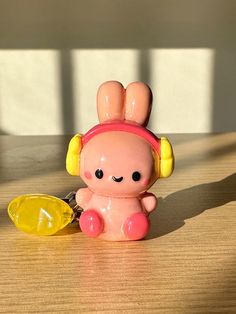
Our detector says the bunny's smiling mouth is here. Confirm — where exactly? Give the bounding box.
[112,176,123,182]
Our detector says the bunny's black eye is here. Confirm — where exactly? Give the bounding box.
[132,171,141,181]
[95,169,103,179]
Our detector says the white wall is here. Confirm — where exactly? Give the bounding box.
[0,0,235,135]
[0,48,217,135]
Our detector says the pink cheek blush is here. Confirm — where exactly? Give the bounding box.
[142,178,150,186]
[84,171,92,180]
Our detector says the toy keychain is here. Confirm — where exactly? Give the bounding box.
[8,81,174,241]
[66,81,174,241]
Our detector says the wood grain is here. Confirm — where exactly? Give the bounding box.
[0,134,236,313]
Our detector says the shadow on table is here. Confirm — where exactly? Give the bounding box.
[148,173,236,239]
[54,221,81,236]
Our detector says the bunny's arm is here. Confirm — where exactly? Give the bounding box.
[76,188,93,209]
[140,192,157,214]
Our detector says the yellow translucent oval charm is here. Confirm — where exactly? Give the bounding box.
[8,194,74,235]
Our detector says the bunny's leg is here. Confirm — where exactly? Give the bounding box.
[79,209,104,238]
[123,212,150,240]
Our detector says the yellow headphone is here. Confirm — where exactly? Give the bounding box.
[66,125,174,179]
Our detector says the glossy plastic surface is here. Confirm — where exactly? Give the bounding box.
[80,131,156,198]
[8,194,74,235]
[97,81,152,126]
[82,121,161,155]
[66,81,174,241]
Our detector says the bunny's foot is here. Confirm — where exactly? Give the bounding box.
[79,209,104,238]
[123,212,150,240]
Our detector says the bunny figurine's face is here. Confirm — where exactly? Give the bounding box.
[80,131,158,197]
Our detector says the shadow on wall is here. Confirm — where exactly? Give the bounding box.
[148,173,236,239]
[0,0,236,133]
[212,49,236,132]
[59,50,76,134]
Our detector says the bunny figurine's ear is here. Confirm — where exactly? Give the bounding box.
[125,82,152,126]
[97,81,125,123]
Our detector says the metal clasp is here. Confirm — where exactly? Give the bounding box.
[62,191,83,221]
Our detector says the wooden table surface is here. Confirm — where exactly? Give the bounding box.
[0,134,236,313]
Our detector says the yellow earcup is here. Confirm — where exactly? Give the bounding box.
[66,134,82,176]
[159,137,174,178]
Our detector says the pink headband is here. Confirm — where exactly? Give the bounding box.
[82,122,161,156]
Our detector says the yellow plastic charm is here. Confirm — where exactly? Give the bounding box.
[8,194,74,236]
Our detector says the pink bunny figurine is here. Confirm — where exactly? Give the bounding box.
[66,81,174,241]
